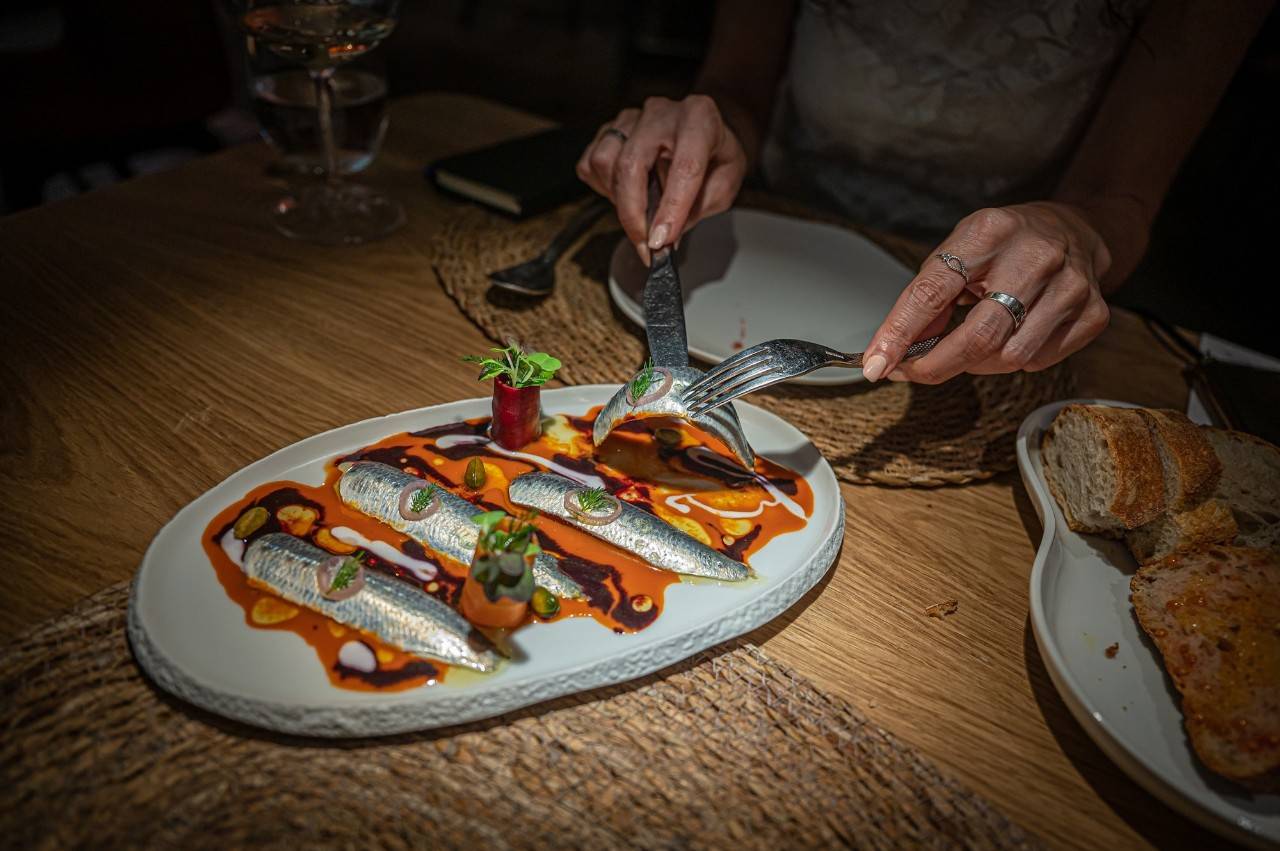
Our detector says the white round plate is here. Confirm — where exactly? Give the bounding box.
[1018,399,1280,849]
[608,208,914,385]
[129,385,844,738]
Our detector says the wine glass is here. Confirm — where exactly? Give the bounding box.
[238,0,405,244]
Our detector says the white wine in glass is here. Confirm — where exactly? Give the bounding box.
[239,0,404,245]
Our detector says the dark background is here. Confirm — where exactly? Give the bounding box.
[2,0,1276,357]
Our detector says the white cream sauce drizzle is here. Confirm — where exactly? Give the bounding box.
[685,447,807,520]
[434,433,606,489]
[220,528,246,568]
[330,526,438,581]
[338,640,377,672]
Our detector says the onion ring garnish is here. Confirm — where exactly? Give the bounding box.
[564,488,623,526]
[316,555,366,601]
[398,482,441,522]
[625,366,673,407]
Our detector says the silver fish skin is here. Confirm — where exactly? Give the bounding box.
[507,471,751,582]
[242,533,500,673]
[592,365,755,470]
[338,461,585,600]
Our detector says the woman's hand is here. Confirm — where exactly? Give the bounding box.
[861,202,1119,384]
[576,95,749,262]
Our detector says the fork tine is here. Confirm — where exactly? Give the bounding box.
[685,361,778,413]
[693,341,776,385]
[689,369,790,418]
[683,353,774,406]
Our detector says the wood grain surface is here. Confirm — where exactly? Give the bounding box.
[0,93,1226,849]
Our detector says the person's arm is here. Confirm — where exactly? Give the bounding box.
[1054,0,1275,290]
[576,0,795,261]
[861,0,1274,385]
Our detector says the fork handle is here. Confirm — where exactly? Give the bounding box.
[840,335,942,369]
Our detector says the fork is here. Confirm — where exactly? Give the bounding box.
[682,336,943,417]
[487,197,611,296]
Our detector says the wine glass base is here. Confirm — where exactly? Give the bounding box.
[271,183,405,245]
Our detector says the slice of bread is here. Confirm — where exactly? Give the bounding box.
[1042,405,1166,535]
[1203,428,1280,551]
[1137,408,1221,511]
[1125,499,1237,565]
[1130,546,1280,788]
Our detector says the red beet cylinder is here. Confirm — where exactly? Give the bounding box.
[490,376,541,450]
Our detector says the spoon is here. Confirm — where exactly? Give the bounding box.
[487,197,612,297]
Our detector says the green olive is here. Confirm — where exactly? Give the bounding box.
[653,427,681,448]
[233,506,269,539]
[531,587,560,619]
[464,457,487,490]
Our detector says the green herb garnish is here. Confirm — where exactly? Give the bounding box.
[469,510,540,602]
[410,484,439,513]
[629,358,656,400]
[576,487,610,513]
[463,342,561,389]
[330,551,364,591]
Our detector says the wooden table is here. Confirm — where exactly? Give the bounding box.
[0,94,1218,849]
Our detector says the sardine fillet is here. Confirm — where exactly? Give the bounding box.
[508,471,750,582]
[243,533,499,673]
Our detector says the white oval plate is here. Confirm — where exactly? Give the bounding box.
[1018,399,1280,849]
[608,208,914,385]
[128,385,843,738]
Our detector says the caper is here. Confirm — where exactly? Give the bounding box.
[464,457,487,490]
[531,587,560,619]
[233,506,269,539]
[653,427,681,448]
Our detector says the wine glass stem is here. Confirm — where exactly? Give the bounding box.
[311,67,339,186]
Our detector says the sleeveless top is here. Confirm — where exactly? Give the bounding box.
[761,0,1151,240]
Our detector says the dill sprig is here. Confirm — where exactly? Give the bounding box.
[409,484,439,513]
[629,358,656,400]
[576,487,611,513]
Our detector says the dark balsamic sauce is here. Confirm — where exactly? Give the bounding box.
[334,658,439,687]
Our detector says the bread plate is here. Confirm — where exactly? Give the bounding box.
[1018,399,1280,848]
[128,385,843,738]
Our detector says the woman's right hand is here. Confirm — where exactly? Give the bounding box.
[576,95,748,263]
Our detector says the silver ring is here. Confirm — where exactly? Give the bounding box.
[937,252,970,285]
[602,127,628,144]
[985,291,1027,330]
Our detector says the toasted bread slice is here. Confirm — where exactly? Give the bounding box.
[1042,405,1166,535]
[1138,408,1221,511]
[1125,499,1237,565]
[1203,428,1280,551]
[1130,546,1280,788]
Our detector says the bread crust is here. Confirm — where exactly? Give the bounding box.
[1125,499,1238,565]
[1081,406,1166,529]
[1130,546,1280,788]
[1138,408,1222,510]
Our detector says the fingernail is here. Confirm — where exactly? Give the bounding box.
[862,354,887,382]
[634,242,649,264]
[887,369,907,382]
[648,223,669,250]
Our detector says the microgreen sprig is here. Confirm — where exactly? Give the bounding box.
[463,342,561,388]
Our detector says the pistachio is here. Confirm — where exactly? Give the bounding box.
[233,506,269,540]
[653,427,682,448]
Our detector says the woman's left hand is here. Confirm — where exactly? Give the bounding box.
[860,202,1115,384]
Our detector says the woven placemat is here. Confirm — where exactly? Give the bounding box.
[433,193,1073,486]
[1,582,1040,849]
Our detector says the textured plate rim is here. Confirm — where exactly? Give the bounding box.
[606,208,914,387]
[128,385,844,738]
[1018,398,1277,849]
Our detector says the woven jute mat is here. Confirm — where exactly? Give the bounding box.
[433,194,1073,487]
[2,581,1039,849]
